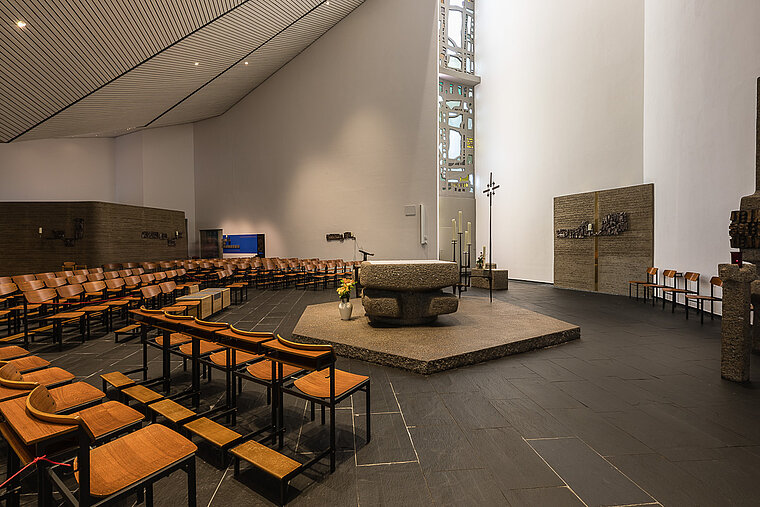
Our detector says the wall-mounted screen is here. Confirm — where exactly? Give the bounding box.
[222,234,265,256]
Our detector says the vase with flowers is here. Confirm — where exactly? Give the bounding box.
[336,278,356,320]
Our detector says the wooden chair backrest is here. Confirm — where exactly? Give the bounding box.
[124,262,138,269]
[140,274,155,284]
[12,274,36,284]
[67,275,87,285]
[55,271,74,278]
[73,269,89,276]
[25,288,57,304]
[153,272,167,283]
[175,268,186,277]
[123,275,141,286]
[0,283,18,297]
[62,262,76,269]
[104,271,120,280]
[19,280,45,292]
[89,267,103,274]
[276,334,333,352]
[133,268,145,275]
[710,276,723,287]
[0,276,12,285]
[662,270,677,279]
[58,284,84,299]
[165,270,177,279]
[83,281,106,294]
[103,263,122,271]
[35,272,56,280]
[118,269,132,278]
[140,285,162,299]
[0,362,38,389]
[87,273,105,282]
[26,386,94,439]
[105,278,125,290]
[44,277,68,289]
[159,281,177,294]
[684,272,700,282]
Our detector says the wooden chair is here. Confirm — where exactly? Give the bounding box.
[102,263,122,272]
[662,272,699,312]
[685,276,723,324]
[231,336,369,505]
[73,269,89,276]
[67,274,88,286]
[26,385,195,507]
[35,272,56,280]
[628,267,658,300]
[62,261,76,271]
[11,274,36,285]
[87,272,105,282]
[103,271,120,280]
[0,361,74,402]
[118,269,133,278]
[140,273,156,286]
[640,269,676,306]
[55,270,74,278]
[44,277,68,289]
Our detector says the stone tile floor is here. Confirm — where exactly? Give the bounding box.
[8,281,760,506]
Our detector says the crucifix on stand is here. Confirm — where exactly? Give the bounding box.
[483,172,500,303]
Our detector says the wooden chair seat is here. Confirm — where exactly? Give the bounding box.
[230,440,300,480]
[162,305,187,314]
[74,424,196,497]
[246,360,302,381]
[174,300,201,308]
[149,399,196,424]
[155,333,192,347]
[81,305,108,313]
[0,345,28,361]
[661,287,688,293]
[105,300,130,307]
[100,371,135,389]
[183,417,241,448]
[77,400,143,439]
[122,385,163,405]
[293,369,368,398]
[179,340,224,356]
[49,311,85,320]
[684,294,720,300]
[8,355,50,373]
[50,381,105,412]
[209,350,261,367]
[0,367,75,402]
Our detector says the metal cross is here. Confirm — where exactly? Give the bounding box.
[482,171,499,302]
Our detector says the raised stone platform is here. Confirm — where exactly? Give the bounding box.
[293,297,580,374]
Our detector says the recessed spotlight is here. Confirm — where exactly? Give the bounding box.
[16,20,26,28]
[194,62,199,66]
[244,61,249,65]
[325,0,330,5]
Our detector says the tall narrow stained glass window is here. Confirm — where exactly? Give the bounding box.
[439,80,474,194]
[439,0,475,74]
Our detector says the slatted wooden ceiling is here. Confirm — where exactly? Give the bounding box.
[0,0,363,142]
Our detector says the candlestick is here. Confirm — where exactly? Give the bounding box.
[451,219,457,241]
[465,230,471,245]
[458,211,463,233]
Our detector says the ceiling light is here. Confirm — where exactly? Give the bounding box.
[325,0,330,5]
[194,62,199,66]
[244,61,249,65]
[16,20,26,28]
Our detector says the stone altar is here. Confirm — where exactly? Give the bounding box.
[471,268,509,290]
[360,260,459,325]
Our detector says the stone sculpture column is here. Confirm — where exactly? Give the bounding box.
[719,263,757,382]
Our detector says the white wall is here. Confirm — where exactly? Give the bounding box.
[193,0,438,261]
[643,0,759,297]
[0,138,116,201]
[475,0,645,282]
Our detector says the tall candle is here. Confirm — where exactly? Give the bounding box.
[465,230,471,245]
[452,219,457,241]
[458,211,463,233]
[482,246,486,258]
[467,221,471,236]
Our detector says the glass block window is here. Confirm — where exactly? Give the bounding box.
[439,0,475,74]
[439,79,474,194]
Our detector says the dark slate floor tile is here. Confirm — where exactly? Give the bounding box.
[396,391,456,427]
[408,424,481,472]
[424,468,509,507]
[504,486,584,507]
[491,398,571,439]
[522,359,582,381]
[466,427,564,492]
[440,393,510,429]
[354,413,416,465]
[547,407,651,456]
[553,380,633,413]
[510,378,585,410]
[356,462,432,506]
[528,437,655,507]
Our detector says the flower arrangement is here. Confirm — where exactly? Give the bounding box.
[337,278,355,300]
[476,252,485,269]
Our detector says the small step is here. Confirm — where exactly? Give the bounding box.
[115,324,140,334]
[184,417,241,448]
[148,399,196,424]
[100,371,135,389]
[230,440,301,480]
[122,384,163,405]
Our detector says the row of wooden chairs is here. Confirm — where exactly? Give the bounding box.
[0,343,197,506]
[102,308,370,505]
[628,267,723,323]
